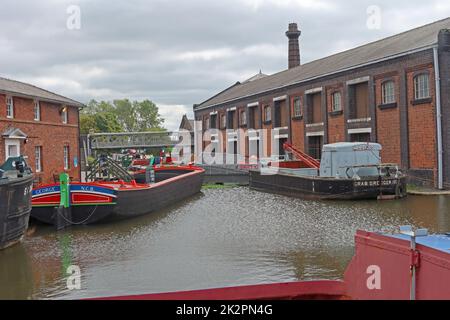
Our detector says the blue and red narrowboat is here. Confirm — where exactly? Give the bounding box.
[31,165,205,226]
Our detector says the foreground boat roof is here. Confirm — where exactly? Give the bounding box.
[389,233,450,254]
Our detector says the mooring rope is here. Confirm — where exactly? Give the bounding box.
[56,205,99,226]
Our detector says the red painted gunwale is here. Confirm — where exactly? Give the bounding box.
[90,230,450,300]
[92,281,348,300]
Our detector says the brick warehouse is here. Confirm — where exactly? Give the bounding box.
[0,77,83,184]
[193,18,450,189]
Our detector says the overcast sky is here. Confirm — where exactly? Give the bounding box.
[1,0,449,130]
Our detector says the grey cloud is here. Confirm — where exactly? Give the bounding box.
[0,0,449,129]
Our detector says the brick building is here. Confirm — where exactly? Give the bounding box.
[0,77,83,184]
[194,18,450,189]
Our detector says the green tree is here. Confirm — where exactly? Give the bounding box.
[113,99,137,132]
[134,100,165,132]
[94,112,123,133]
[79,114,96,134]
[80,98,165,133]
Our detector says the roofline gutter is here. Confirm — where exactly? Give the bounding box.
[194,44,438,111]
[433,46,444,190]
[0,89,85,108]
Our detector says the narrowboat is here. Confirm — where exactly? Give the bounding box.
[92,226,450,300]
[250,142,407,200]
[0,157,33,250]
[31,165,205,227]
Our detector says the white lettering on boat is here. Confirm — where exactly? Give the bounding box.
[66,265,81,290]
[366,265,381,290]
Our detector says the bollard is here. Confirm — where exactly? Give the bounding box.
[55,173,72,230]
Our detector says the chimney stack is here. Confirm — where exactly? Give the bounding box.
[285,23,301,69]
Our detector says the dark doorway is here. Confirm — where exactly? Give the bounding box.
[248,107,256,129]
[308,136,323,160]
[349,82,369,119]
[210,114,217,129]
[278,138,288,159]
[227,111,236,129]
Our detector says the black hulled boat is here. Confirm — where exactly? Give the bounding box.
[0,157,33,250]
[250,142,407,200]
[31,158,204,227]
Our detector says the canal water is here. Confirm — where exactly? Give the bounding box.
[1,187,450,299]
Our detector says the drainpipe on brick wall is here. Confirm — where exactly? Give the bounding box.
[433,46,443,190]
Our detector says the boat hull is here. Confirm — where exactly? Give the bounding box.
[109,170,203,221]
[0,175,33,250]
[31,167,204,225]
[249,170,407,200]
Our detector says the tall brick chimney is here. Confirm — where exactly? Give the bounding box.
[285,23,301,69]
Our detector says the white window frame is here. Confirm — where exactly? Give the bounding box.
[34,100,41,121]
[6,96,14,119]
[5,139,20,160]
[35,146,42,173]
[221,114,226,129]
[63,146,70,170]
[240,110,247,126]
[264,105,271,122]
[293,97,302,118]
[331,92,342,112]
[62,107,68,124]
[414,73,430,100]
[381,81,396,104]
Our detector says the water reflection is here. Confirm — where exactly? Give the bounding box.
[1,188,449,299]
[0,244,33,299]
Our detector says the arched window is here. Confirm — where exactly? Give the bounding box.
[414,73,430,100]
[381,81,395,104]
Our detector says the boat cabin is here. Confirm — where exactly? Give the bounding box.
[320,142,382,179]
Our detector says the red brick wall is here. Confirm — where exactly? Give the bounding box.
[375,76,401,165]
[0,94,80,184]
[406,66,437,170]
[290,95,305,152]
[326,87,345,144]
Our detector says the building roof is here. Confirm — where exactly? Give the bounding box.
[179,114,195,131]
[0,77,84,108]
[242,71,268,83]
[195,17,450,111]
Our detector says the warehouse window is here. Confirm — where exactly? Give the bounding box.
[414,73,430,100]
[381,81,395,104]
[35,146,42,173]
[6,96,14,118]
[264,105,271,123]
[34,100,41,121]
[227,110,236,129]
[204,117,210,130]
[332,92,342,112]
[63,146,70,170]
[221,114,226,129]
[61,106,68,124]
[210,114,217,129]
[293,97,302,118]
[240,110,247,126]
